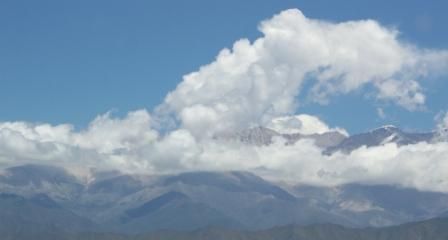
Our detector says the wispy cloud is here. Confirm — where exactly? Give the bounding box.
[377,108,386,119]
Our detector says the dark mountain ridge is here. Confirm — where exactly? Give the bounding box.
[2,217,448,240]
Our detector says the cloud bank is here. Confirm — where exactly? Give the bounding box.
[1,9,448,192]
[2,111,448,192]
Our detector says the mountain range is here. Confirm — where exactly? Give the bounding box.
[217,125,440,154]
[1,125,447,239]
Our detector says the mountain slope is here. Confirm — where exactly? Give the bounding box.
[326,125,435,154]
[1,164,448,233]
[0,193,95,233]
[159,171,351,229]
[115,191,241,233]
[290,184,448,227]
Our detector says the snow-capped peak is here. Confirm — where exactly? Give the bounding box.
[370,125,399,133]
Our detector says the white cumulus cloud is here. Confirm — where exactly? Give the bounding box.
[267,114,347,135]
[160,9,448,138]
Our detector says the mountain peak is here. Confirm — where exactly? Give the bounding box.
[371,125,399,132]
[215,126,346,148]
[326,125,435,154]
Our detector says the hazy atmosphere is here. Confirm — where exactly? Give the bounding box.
[1,1,448,239]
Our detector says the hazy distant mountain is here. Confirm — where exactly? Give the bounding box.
[0,164,84,200]
[157,171,349,229]
[2,163,448,235]
[0,192,94,234]
[116,191,241,233]
[215,125,439,155]
[216,126,281,146]
[0,124,447,237]
[289,184,448,227]
[216,126,347,148]
[1,165,345,232]
[326,125,435,154]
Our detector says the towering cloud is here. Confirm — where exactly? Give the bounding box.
[160,9,448,138]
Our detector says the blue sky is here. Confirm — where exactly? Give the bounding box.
[0,0,447,134]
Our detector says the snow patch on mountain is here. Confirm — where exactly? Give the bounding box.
[339,200,384,213]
